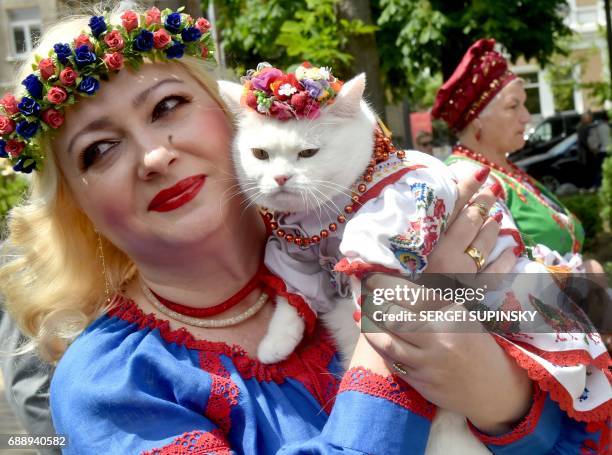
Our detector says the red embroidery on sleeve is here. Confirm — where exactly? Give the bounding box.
[467,383,546,445]
[339,367,436,420]
[142,429,232,455]
[200,352,240,434]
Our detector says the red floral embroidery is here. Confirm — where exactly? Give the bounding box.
[494,335,612,422]
[339,367,436,421]
[108,295,339,415]
[467,383,546,445]
[200,352,240,434]
[142,429,232,454]
[581,420,611,454]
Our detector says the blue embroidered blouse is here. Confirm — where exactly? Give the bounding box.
[50,296,609,454]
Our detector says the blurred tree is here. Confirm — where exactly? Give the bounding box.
[375,0,572,101]
[0,165,28,236]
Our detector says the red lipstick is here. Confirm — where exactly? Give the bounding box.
[148,174,206,212]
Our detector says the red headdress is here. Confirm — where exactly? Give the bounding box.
[431,38,516,132]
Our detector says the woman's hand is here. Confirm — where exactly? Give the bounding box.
[361,169,532,435]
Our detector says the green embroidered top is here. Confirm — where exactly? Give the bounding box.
[446,150,584,256]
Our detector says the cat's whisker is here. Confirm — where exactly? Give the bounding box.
[305,187,324,229]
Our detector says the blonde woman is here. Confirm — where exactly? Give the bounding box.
[0,5,608,454]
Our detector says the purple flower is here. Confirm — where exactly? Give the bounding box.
[53,43,72,65]
[88,16,107,37]
[133,30,154,52]
[165,40,185,59]
[165,12,182,34]
[74,45,96,68]
[16,120,39,140]
[181,26,202,42]
[77,76,100,96]
[17,97,41,116]
[251,68,283,92]
[21,75,43,99]
[302,79,324,100]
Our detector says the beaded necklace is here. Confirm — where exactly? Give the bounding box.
[261,129,404,247]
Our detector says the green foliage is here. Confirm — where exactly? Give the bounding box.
[214,0,375,76]
[373,0,572,102]
[599,155,612,233]
[559,192,601,253]
[0,166,29,236]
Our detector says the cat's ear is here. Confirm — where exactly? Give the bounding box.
[327,73,366,118]
[218,81,244,114]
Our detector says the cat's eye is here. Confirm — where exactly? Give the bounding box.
[298,148,319,158]
[252,148,269,160]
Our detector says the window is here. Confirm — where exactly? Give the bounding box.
[531,118,564,143]
[519,72,542,116]
[8,8,42,57]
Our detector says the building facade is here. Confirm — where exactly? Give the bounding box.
[511,0,610,120]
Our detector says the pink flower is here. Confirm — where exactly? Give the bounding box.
[153,29,171,49]
[200,46,209,58]
[0,93,19,115]
[46,87,68,105]
[433,199,446,218]
[196,18,211,33]
[251,67,283,92]
[38,58,56,80]
[270,101,294,120]
[145,7,161,25]
[59,67,77,86]
[245,91,258,110]
[74,34,93,50]
[41,109,64,129]
[0,116,15,135]
[5,140,24,157]
[103,52,124,71]
[121,10,139,32]
[103,30,124,51]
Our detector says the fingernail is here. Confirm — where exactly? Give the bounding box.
[353,310,362,323]
[491,182,503,197]
[493,212,503,223]
[475,167,490,182]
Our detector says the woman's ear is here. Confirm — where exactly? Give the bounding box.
[217,81,243,115]
[327,73,366,118]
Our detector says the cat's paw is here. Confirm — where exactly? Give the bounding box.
[257,317,305,364]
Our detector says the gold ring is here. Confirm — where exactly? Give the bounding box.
[469,202,489,221]
[465,246,486,272]
[392,361,409,375]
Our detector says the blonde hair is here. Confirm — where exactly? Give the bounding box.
[0,4,231,362]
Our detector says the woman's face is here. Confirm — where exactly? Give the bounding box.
[53,62,236,257]
[480,81,531,154]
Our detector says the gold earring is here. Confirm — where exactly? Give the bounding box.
[96,233,112,304]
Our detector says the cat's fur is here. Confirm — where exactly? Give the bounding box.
[219,75,489,454]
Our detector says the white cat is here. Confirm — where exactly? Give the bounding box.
[219,63,497,454]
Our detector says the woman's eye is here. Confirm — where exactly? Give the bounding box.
[298,148,319,158]
[252,148,269,160]
[79,141,118,171]
[152,95,189,122]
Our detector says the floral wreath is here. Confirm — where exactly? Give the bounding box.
[240,62,344,121]
[0,6,215,174]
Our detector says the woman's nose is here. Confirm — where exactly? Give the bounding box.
[138,145,178,180]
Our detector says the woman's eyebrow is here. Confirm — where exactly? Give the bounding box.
[68,117,112,155]
[132,78,184,108]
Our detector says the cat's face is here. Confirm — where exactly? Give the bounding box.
[219,75,376,213]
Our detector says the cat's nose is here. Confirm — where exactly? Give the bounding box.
[274,175,290,186]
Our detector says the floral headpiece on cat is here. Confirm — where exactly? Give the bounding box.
[0,6,215,174]
[240,62,344,121]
